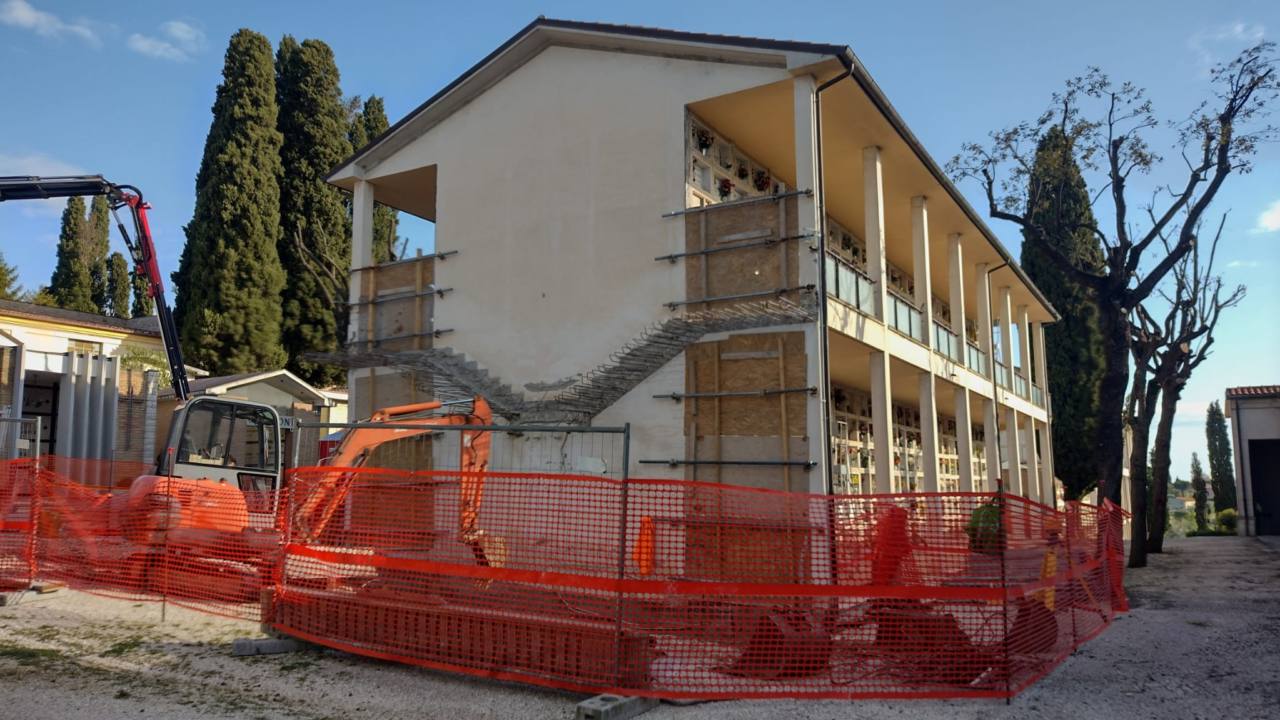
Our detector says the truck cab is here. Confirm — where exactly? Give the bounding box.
[158,396,283,492]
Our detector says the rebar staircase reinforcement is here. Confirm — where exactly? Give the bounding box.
[308,296,816,424]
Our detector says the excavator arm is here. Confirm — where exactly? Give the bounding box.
[0,175,190,400]
[289,396,493,543]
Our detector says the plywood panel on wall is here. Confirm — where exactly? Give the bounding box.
[683,195,802,307]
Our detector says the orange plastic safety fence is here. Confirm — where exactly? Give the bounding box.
[18,458,280,620]
[0,458,36,591]
[0,457,1129,700]
[273,468,1129,699]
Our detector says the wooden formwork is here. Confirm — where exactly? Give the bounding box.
[682,194,803,308]
[350,253,440,416]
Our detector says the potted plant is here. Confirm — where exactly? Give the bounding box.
[752,169,771,192]
[693,127,713,155]
[965,499,1006,555]
[717,177,734,200]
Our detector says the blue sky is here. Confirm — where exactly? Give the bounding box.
[1,0,1277,480]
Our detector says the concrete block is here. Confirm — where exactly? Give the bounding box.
[575,694,658,720]
[232,637,306,656]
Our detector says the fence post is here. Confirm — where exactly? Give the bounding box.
[1064,503,1078,647]
[26,418,41,587]
[999,491,1013,702]
[613,424,631,688]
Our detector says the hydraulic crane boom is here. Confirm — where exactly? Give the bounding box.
[0,175,190,400]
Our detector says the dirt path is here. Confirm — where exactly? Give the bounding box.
[1,536,1276,719]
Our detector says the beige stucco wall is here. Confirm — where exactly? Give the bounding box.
[362,46,792,477]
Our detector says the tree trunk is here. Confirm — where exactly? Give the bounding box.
[1097,304,1131,505]
[1147,384,1180,553]
[1126,375,1159,569]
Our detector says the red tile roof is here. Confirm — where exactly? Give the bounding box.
[1226,385,1280,398]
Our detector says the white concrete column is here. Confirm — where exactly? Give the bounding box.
[870,350,893,494]
[1005,406,1022,496]
[793,75,827,493]
[911,196,934,347]
[998,287,1014,388]
[1023,414,1040,503]
[349,178,376,417]
[350,179,375,303]
[975,264,994,378]
[1038,423,1056,508]
[1017,304,1032,395]
[948,234,967,344]
[919,372,940,492]
[955,386,975,492]
[983,398,1000,492]
[1033,321,1049,396]
[862,147,889,321]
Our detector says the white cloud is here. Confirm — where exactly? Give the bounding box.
[1225,259,1261,269]
[1189,22,1266,71]
[0,0,98,46]
[127,19,205,62]
[1254,199,1280,233]
[0,151,91,217]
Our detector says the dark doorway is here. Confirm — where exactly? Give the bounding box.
[1250,439,1280,535]
[21,371,58,456]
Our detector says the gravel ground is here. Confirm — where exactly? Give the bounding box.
[1,535,1276,720]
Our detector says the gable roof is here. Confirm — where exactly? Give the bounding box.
[330,17,1059,320]
[165,368,336,406]
[0,298,161,337]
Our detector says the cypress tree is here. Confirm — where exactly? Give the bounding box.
[107,252,131,319]
[1190,452,1208,532]
[1205,401,1237,513]
[85,195,112,313]
[276,36,353,386]
[0,251,20,301]
[174,29,287,375]
[131,273,155,318]
[1020,126,1106,500]
[349,96,399,263]
[50,197,97,313]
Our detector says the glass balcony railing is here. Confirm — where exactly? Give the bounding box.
[1032,383,1045,407]
[1013,370,1029,399]
[888,292,926,343]
[824,253,877,316]
[966,342,987,376]
[933,321,963,363]
[994,360,1011,390]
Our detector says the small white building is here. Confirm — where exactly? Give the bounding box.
[1225,385,1280,536]
[1,298,169,460]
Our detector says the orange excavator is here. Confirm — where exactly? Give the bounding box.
[1,176,498,585]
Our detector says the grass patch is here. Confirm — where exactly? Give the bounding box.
[0,641,64,666]
[102,637,146,657]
